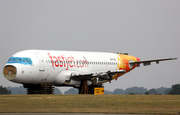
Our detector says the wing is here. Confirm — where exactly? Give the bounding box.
[69,58,177,81]
[71,69,126,81]
[129,58,177,67]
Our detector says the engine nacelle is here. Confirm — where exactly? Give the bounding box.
[53,70,77,85]
[99,73,113,80]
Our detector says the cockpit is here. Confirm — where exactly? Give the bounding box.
[3,57,33,81]
[7,57,33,65]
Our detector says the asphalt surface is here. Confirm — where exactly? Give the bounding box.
[0,113,153,115]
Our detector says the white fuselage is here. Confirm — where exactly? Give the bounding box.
[3,50,138,88]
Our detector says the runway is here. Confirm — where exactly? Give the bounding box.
[0,114,152,115]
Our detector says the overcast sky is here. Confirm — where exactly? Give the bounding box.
[0,0,180,92]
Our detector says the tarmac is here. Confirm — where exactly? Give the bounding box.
[0,113,153,115]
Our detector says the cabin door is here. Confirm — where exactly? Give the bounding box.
[35,53,45,71]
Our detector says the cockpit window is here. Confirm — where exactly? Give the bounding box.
[7,57,32,65]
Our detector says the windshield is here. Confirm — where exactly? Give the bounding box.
[7,57,32,65]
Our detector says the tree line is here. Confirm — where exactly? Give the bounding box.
[0,85,62,94]
[0,85,11,94]
[0,84,180,95]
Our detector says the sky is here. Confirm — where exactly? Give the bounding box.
[0,0,180,93]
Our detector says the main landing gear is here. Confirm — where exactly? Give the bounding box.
[23,84,54,94]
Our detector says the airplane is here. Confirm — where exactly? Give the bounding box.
[3,50,177,94]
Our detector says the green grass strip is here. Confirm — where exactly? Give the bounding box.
[0,95,180,114]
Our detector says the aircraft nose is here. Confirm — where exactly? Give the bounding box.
[136,57,141,61]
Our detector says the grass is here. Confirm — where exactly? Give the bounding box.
[0,95,180,114]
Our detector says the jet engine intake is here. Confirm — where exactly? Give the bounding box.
[99,73,113,80]
[53,71,77,85]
